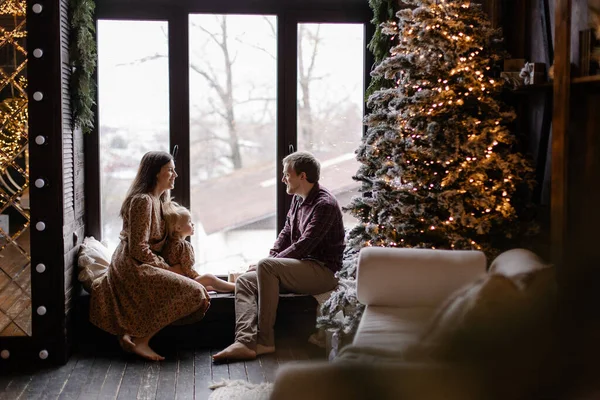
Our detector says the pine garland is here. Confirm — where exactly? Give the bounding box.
[365,0,399,99]
[69,0,96,134]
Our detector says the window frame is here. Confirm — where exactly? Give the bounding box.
[86,0,373,241]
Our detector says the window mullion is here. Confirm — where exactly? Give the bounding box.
[276,12,298,234]
[169,11,191,209]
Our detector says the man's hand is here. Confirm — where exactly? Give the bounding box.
[247,264,257,272]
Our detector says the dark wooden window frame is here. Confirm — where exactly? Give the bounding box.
[86,0,373,240]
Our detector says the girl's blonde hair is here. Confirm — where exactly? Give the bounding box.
[163,201,191,238]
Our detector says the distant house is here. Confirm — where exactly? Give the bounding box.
[191,153,360,235]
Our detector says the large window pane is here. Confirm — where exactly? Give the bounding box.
[98,20,170,252]
[297,23,364,227]
[189,15,277,276]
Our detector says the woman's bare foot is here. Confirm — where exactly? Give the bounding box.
[212,342,256,361]
[118,334,135,353]
[131,338,164,361]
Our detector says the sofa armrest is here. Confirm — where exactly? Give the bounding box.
[357,247,486,308]
[271,361,482,400]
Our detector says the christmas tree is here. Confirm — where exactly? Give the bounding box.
[318,0,537,352]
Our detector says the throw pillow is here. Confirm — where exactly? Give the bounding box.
[78,236,112,293]
[403,264,558,399]
[403,273,523,362]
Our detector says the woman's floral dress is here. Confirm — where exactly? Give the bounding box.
[89,194,210,337]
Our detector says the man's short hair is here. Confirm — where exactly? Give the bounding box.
[283,151,320,183]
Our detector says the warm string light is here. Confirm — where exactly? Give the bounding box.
[362,2,522,255]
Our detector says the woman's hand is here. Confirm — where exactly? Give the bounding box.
[247,264,257,272]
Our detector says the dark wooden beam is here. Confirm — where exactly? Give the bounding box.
[540,0,554,66]
[276,13,298,234]
[551,0,571,291]
[169,11,190,210]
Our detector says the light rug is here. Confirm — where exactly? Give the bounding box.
[209,380,273,400]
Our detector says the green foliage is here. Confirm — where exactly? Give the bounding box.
[365,0,399,99]
[69,0,96,134]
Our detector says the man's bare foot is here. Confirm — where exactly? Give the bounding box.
[212,342,256,362]
[118,334,135,353]
[131,339,164,361]
[256,344,276,356]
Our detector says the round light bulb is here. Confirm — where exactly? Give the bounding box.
[35,178,45,188]
[32,3,43,13]
[36,263,46,273]
[37,306,47,316]
[33,48,43,58]
[33,92,43,101]
[35,135,46,145]
[0,350,9,359]
[36,221,46,231]
[39,350,48,360]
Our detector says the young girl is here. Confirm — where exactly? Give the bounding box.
[162,203,235,292]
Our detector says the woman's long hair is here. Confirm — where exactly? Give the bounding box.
[120,151,174,219]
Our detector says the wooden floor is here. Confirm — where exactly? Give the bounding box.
[0,335,325,400]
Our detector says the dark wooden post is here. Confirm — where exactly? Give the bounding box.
[551,0,570,293]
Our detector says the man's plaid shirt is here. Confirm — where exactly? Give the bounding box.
[269,183,345,272]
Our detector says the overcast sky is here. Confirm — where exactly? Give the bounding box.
[97,17,364,131]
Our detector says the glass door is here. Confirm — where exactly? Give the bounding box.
[97,20,170,253]
[189,14,277,276]
[296,23,364,228]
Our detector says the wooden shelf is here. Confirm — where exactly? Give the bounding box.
[509,75,600,95]
[510,82,553,94]
[572,75,600,85]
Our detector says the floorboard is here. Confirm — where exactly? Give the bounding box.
[2,373,32,400]
[1,323,326,400]
[209,349,229,383]
[244,358,264,384]
[38,354,80,400]
[154,356,177,400]
[258,353,279,383]
[97,356,127,400]
[193,349,212,400]
[227,359,247,382]
[115,358,145,400]
[135,360,160,400]
[78,356,112,399]
[58,356,96,400]
[175,349,194,399]
[20,365,55,400]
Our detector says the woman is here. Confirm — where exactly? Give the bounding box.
[90,151,210,361]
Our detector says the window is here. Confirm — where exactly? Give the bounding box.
[188,14,277,275]
[297,23,364,228]
[97,20,170,252]
[92,3,370,275]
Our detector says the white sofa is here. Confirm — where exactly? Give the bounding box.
[270,247,558,400]
[352,247,485,355]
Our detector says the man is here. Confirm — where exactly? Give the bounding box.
[213,151,345,361]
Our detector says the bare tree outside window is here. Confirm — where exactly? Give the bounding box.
[96,18,365,274]
[189,14,278,275]
[297,23,364,228]
[97,20,170,252]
